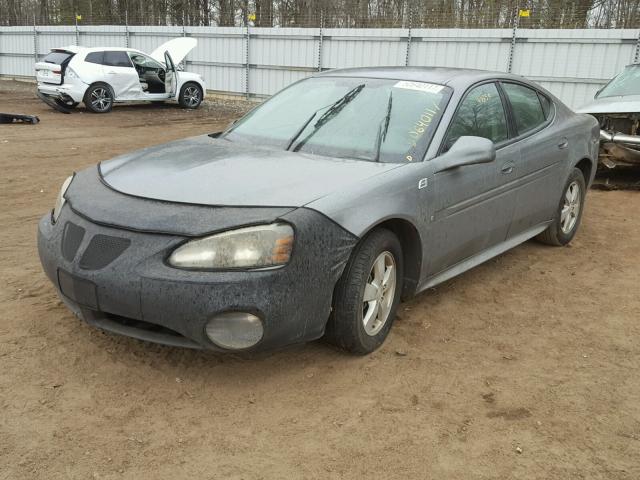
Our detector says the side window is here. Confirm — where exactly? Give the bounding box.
[538,92,552,119]
[129,52,164,70]
[445,82,508,148]
[102,51,133,68]
[85,51,104,64]
[502,83,546,134]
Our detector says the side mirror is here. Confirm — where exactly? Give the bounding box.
[434,136,496,173]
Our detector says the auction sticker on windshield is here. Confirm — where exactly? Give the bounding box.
[393,81,444,94]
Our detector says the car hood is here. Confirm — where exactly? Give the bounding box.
[149,37,197,65]
[575,94,640,114]
[100,135,402,207]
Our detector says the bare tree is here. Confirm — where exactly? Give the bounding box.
[1,0,638,28]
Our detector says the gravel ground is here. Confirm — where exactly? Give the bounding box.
[1,79,639,480]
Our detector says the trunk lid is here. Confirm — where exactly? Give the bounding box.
[35,49,75,85]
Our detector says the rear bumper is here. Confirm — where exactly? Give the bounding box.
[37,188,356,352]
[37,82,86,103]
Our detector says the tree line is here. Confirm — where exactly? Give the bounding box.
[1,0,638,28]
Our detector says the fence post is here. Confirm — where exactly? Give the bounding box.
[404,2,412,66]
[317,10,324,72]
[245,22,250,99]
[33,15,38,64]
[507,9,519,73]
[124,11,130,48]
[634,29,640,64]
[74,14,79,45]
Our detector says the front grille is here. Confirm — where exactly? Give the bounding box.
[79,234,130,270]
[61,221,85,262]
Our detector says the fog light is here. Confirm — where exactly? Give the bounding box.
[205,312,263,350]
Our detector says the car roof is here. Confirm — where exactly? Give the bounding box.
[315,66,529,90]
[52,45,144,55]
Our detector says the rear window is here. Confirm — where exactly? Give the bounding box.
[43,51,74,65]
[102,51,132,68]
[502,83,546,135]
[85,52,104,64]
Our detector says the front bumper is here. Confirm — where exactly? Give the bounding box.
[38,170,357,352]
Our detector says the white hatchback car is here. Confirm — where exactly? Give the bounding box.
[35,38,206,113]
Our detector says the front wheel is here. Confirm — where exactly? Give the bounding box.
[325,228,403,355]
[179,83,203,109]
[536,167,586,246]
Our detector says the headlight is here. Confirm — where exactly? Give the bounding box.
[168,223,294,270]
[52,175,74,223]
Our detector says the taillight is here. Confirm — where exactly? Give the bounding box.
[53,70,61,74]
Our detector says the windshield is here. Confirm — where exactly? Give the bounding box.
[224,76,451,163]
[597,65,640,98]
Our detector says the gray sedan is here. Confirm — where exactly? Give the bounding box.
[38,67,599,354]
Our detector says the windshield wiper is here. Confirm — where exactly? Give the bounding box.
[288,83,365,152]
[373,91,393,162]
[285,111,318,151]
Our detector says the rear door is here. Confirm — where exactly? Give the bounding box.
[423,82,520,278]
[35,50,74,85]
[500,82,564,236]
[101,50,141,100]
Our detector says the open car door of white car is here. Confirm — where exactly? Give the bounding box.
[149,38,197,66]
[164,51,177,98]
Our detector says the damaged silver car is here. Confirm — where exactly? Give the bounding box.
[577,63,640,169]
[38,67,599,355]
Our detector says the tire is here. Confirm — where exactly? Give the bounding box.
[83,83,114,113]
[325,228,404,355]
[179,82,203,109]
[536,167,587,246]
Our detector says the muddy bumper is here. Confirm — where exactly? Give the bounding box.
[37,195,356,352]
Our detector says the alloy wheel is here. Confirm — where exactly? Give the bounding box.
[90,87,112,112]
[560,180,581,234]
[184,86,201,107]
[361,251,397,336]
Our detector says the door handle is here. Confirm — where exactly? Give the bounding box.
[106,70,117,75]
[558,138,569,149]
[501,162,514,175]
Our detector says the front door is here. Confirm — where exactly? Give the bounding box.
[420,82,520,280]
[164,51,177,98]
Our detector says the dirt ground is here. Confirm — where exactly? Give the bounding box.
[1,79,639,480]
